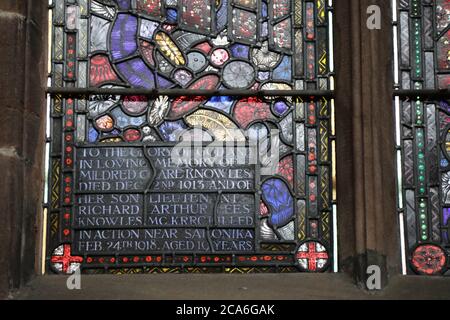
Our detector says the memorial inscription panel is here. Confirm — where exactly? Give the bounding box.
[73,146,257,255]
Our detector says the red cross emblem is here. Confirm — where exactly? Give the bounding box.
[51,244,83,274]
[296,241,329,272]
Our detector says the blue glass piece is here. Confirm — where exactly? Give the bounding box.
[88,127,99,143]
[262,1,268,18]
[262,178,294,227]
[260,21,268,38]
[273,56,292,81]
[166,8,178,23]
[205,96,234,113]
[159,120,187,141]
[216,0,228,31]
[111,107,146,128]
[257,71,270,81]
[230,44,250,59]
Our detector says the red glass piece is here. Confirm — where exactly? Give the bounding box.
[411,244,447,275]
[168,74,220,119]
[90,54,119,87]
[277,155,294,187]
[233,97,273,128]
[194,41,213,54]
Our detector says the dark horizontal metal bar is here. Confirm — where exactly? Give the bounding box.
[47,88,450,99]
[46,87,335,98]
[394,89,450,99]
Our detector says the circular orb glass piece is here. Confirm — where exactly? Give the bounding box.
[95,115,114,131]
[210,48,230,66]
[173,68,193,86]
[123,95,148,115]
[124,128,142,142]
[223,61,255,89]
[273,100,289,116]
[187,51,207,72]
[411,244,447,275]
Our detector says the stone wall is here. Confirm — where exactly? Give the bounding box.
[0,0,47,298]
[335,0,401,287]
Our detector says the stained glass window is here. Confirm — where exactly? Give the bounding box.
[394,0,450,275]
[45,0,336,274]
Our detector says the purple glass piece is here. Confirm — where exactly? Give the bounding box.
[230,44,250,59]
[273,100,289,116]
[156,74,175,89]
[440,100,450,113]
[116,58,155,89]
[116,0,131,9]
[111,14,138,61]
[443,208,450,242]
[444,208,450,225]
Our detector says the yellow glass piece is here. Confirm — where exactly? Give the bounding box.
[446,141,450,153]
[186,109,246,142]
[155,31,186,66]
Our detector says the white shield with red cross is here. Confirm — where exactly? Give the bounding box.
[295,241,329,272]
[51,244,83,274]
